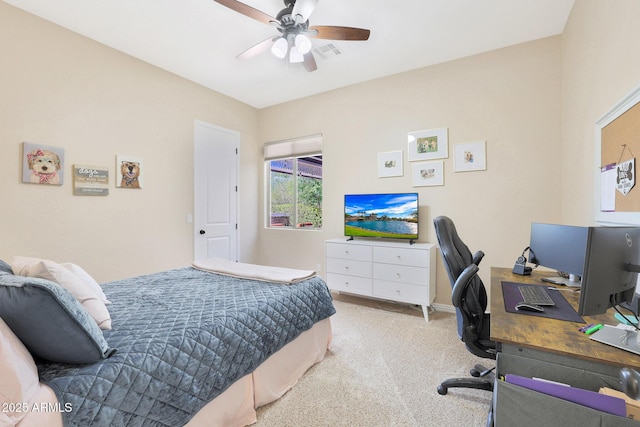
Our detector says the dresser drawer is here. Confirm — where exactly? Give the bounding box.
[326,242,372,262]
[373,246,429,267]
[373,263,427,285]
[326,273,372,295]
[326,258,372,278]
[373,280,427,305]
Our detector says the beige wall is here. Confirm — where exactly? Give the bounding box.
[3,1,640,308]
[0,3,260,282]
[560,0,640,225]
[258,1,640,307]
[258,37,563,304]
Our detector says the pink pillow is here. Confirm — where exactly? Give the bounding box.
[0,318,40,426]
[12,256,112,330]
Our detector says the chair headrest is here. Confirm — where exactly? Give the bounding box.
[433,216,474,281]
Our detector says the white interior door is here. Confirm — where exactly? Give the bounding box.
[194,120,239,261]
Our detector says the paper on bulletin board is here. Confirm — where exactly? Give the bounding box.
[600,163,616,212]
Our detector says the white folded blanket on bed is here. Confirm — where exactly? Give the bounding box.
[192,258,316,285]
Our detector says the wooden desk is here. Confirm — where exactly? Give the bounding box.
[491,267,640,426]
[490,267,640,375]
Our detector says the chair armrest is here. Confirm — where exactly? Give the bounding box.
[472,251,485,266]
[451,263,480,307]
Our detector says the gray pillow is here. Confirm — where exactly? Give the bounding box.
[0,259,12,274]
[0,274,115,364]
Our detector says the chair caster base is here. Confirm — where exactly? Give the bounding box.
[471,364,495,378]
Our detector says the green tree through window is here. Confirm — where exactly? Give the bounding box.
[268,156,322,229]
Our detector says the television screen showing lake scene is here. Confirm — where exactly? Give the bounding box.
[344,193,419,239]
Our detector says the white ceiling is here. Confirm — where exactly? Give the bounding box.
[5,0,575,109]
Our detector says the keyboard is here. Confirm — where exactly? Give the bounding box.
[518,285,555,306]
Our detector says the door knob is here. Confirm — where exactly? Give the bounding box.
[199,230,206,235]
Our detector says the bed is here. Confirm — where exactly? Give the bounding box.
[0,258,335,427]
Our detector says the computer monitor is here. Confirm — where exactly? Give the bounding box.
[528,223,590,285]
[528,222,640,316]
[579,226,640,316]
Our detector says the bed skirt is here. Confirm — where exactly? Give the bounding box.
[17,318,332,427]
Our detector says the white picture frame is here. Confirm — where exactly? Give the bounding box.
[412,161,444,187]
[453,140,486,172]
[377,150,403,178]
[407,128,448,161]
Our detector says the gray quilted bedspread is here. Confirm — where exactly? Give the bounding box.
[36,267,335,427]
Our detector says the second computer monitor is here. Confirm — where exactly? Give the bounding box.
[528,223,590,279]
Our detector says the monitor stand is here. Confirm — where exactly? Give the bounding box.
[541,275,582,288]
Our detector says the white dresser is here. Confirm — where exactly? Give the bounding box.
[325,238,436,321]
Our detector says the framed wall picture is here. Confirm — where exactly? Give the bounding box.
[377,150,403,177]
[412,161,444,187]
[407,128,448,161]
[73,165,109,196]
[454,140,486,172]
[116,155,143,188]
[21,142,65,185]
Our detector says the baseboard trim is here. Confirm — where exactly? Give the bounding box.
[330,290,457,316]
[432,303,455,314]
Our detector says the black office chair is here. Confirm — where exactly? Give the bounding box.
[433,216,497,413]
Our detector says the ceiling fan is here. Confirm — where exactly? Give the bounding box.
[214,0,371,72]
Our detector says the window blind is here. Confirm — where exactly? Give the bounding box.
[264,134,323,160]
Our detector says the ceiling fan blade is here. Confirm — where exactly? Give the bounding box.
[303,52,317,72]
[236,37,276,60]
[214,0,276,25]
[308,26,370,41]
[292,0,319,23]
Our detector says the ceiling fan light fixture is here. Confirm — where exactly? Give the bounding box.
[216,0,371,72]
[294,34,312,54]
[289,46,304,63]
[271,37,288,59]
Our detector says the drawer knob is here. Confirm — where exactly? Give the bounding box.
[345,250,349,255]
[396,273,401,278]
[344,266,349,271]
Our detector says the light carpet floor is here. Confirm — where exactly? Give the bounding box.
[254,293,493,426]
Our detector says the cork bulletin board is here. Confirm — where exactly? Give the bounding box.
[596,84,640,225]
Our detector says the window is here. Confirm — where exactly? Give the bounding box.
[265,135,322,229]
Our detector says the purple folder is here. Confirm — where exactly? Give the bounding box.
[505,374,627,417]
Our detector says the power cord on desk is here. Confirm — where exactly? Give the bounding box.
[611,294,640,331]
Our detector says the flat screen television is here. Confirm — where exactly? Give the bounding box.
[344,193,419,241]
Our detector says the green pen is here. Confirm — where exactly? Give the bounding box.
[585,324,603,335]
